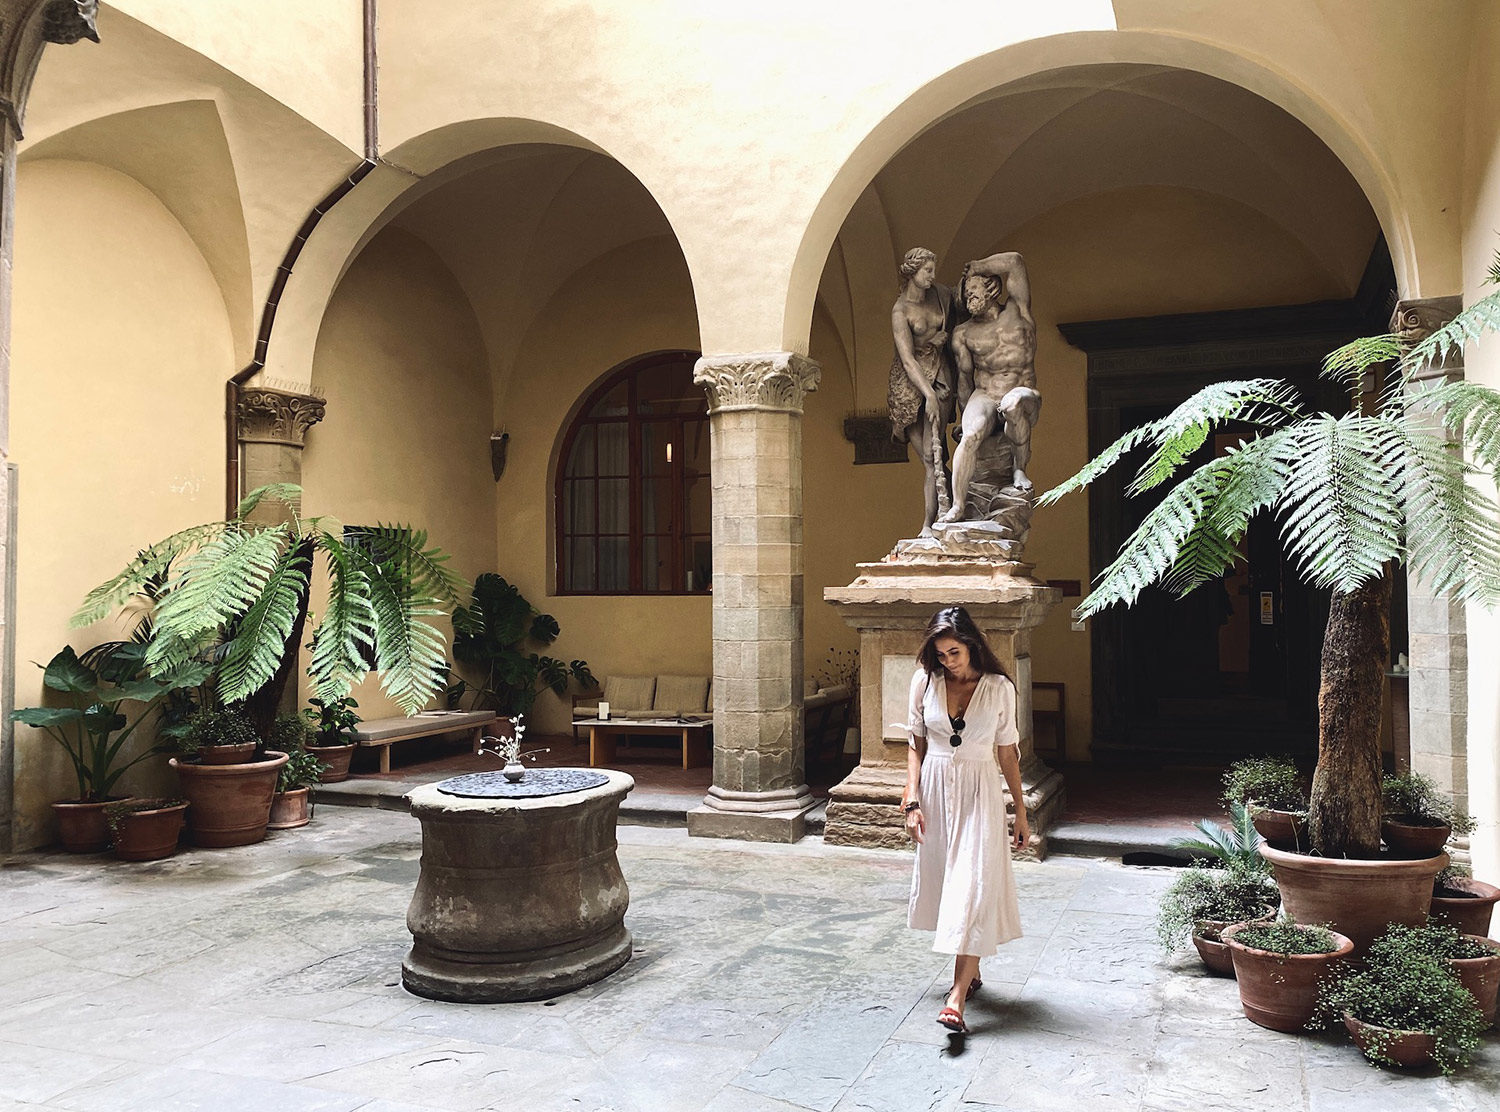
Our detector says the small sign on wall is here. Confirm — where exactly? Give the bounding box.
[1260,591,1274,625]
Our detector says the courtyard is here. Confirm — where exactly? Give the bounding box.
[2,807,1497,1112]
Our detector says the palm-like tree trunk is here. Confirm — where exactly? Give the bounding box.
[1308,574,1390,858]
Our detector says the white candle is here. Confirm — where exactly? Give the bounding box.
[599,701,610,720]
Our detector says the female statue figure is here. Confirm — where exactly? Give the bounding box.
[888,247,958,537]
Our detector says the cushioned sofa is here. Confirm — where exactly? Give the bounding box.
[572,674,712,740]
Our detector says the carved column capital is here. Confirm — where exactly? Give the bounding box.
[1392,295,1464,381]
[236,387,326,446]
[693,352,820,415]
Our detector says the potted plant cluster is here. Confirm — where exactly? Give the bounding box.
[1317,923,1490,1073]
[1432,863,1500,938]
[1222,756,1307,850]
[1156,859,1280,976]
[11,644,205,852]
[268,713,324,830]
[105,796,188,861]
[1382,771,1477,857]
[169,705,288,848]
[1042,259,1500,954]
[1222,917,1353,1032]
[303,694,360,783]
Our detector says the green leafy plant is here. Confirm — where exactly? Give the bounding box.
[1230,918,1339,955]
[1041,258,1500,859]
[1317,924,1487,1074]
[265,712,324,791]
[73,485,470,739]
[1434,862,1475,896]
[449,574,594,718]
[1222,756,1306,814]
[303,694,360,746]
[1155,860,1279,950]
[10,645,208,803]
[176,706,259,758]
[1382,771,1477,834]
[1170,802,1267,871]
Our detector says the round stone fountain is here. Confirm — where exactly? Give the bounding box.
[402,767,634,1002]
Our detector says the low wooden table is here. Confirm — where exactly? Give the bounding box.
[580,718,712,770]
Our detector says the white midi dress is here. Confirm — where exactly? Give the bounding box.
[905,667,1023,957]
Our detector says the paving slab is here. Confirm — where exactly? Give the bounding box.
[1,806,1498,1112]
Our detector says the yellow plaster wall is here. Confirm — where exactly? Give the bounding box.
[1461,5,1500,884]
[10,160,233,848]
[301,226,497,720]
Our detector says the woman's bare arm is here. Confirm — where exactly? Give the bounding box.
[904,735,927,843]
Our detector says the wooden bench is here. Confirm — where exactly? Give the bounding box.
[352,710,499,773]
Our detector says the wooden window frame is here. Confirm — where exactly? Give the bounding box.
[556,351,710,596]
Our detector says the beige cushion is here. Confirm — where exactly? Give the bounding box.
[603,675,655,712]
[653,674,710,714]
[352,711,496,743]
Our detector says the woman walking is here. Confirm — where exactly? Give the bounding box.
[902,606,1031,1033]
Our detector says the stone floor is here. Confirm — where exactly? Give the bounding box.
[2,809,1497,1112]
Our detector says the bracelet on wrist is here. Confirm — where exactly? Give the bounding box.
[902,800,921,814]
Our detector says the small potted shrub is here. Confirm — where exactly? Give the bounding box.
[1221,918,1353,1031]
[1222,756,1307,849]
[172,705,259,764]
[1381,772,1476,857]
[1359,923,1500,1029]
[1431,863,1500,938]
[303,694,360,783]
[1318,925,1487,1073]
[1156,858,1279,976]
[105,797,188,861]
[169,705,288,847]
[268,714,323,830]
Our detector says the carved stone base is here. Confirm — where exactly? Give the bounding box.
[687,785,818,843]
[823,554,1064,851]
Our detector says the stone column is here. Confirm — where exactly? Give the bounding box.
[235,386,327,522]
[0,0,98,853]
[1393,296,1470,829]
[687,352,820,842]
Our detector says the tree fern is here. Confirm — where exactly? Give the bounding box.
[308,532,375,700]
[1407,283,1500,371]
[1397,424,1500,604]
[215,543,311,702]
[353,542,449,714]
[1321,333,1401,406]
[71,523,226,629]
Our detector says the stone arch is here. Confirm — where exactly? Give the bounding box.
[783,30,1414,356]
[258,117,696,392]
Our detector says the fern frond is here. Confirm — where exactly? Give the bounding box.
[308,533,375,700]
[145,527,289,676]
[359,525,471,616]
[71,524,227,629]
[236,483,303,522]
[353,544,448,714]
[1321,333,1401,406]
[1274,415,1405,594]
[215,545,310,703]
[1397,424,1500,605]
[1405,379,1500,471]
[1406,286,1500,371]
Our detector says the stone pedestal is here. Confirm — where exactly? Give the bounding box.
[688,352,820,843]
[402,770,634,1002]
[823,548,1064,851]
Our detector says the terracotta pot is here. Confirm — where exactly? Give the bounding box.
[1450,936,1500,1028]
[51,798,125,853]
[1260,844,1447,955]
[1223,923,1354,1032]
[267,787,312,830]
[1430,879,1500,938]
[198,742,259,766]
[307,742,356,783]
[1192,907,1278,976]
[1342,1012,1438,1069]
[171,751,288,848]
[1251,810,1307,851]
[111,801,188,861]
[1381,817,1450,858]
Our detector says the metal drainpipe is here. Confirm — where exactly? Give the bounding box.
[225,0,380,517]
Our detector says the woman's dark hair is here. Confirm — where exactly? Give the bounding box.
[916,606,1005,678]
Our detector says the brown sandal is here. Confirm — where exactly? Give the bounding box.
[966,976,982,1000]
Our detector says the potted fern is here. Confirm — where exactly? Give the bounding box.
[1042,259,1500,953]
[74,484,471,745]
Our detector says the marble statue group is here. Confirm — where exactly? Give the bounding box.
[888,248,1042,547]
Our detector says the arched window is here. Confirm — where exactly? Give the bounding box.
[557,351,710,594]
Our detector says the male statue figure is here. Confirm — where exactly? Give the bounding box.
[939,252,1041,523]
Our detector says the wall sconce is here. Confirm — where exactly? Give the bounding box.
[490,431,510,481]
